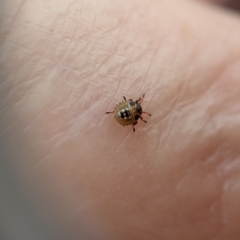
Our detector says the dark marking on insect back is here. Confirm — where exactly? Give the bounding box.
[129,101,135,107]
[120,109,130,119]
[120,111,124,119]
[125,110,130,118]
[135,115,140,121]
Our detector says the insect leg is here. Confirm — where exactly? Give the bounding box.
[140,116,147,123]
[132,122,137,132]
[123,96,127,101]
[106,111,114,114]
[142,111,152,116]
[136,97,141,103]
[136,93,145,104]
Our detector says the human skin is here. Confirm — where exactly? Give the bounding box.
[1,0,240,239]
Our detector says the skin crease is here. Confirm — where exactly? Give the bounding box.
[1,0,240,239]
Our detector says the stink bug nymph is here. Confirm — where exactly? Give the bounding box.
[106,94,151,132]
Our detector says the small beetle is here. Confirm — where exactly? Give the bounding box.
[106,94,151,132]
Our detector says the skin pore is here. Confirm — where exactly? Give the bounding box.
[1,0,240,239]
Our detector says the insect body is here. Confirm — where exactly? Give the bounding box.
[106,94,151,132]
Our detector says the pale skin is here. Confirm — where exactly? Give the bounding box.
[1,0,240,239]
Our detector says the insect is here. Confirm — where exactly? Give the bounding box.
[106,94,151,132]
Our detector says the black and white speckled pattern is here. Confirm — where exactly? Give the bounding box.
[119,108,131,119]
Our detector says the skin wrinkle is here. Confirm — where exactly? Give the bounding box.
[1,0,25,43]
[2,55,48,115]
[1,0,240,239]
[156,41,240,153]
[199,148,230,230]
[12,5,135,158]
